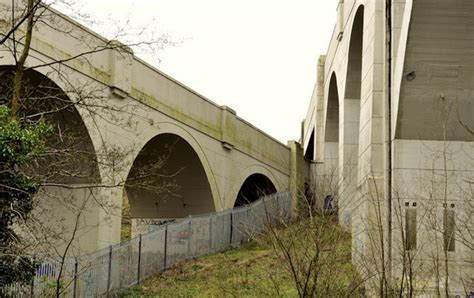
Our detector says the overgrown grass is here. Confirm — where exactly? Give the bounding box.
[124,216,364,297]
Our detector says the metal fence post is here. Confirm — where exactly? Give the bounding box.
[137,234,142,284]
[163,225,168,270]
[30,276,34,297]
[288,192,292,219]
[72,257,78,298]
[246,205,250,242]
[30,255,36,297]
[107,245,112,292]
[188,217,192,258]
[209,215,213,252]
[262,196,267,224]
[229,211,233,246]
[276,193,281,215]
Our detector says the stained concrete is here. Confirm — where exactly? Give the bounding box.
[0,1,293,255]
[302,0,473,294]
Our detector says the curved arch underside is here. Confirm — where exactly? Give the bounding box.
[0,66,102,254]
[234,173,277,207]
[0,66,100,184]
[326,73,340,143]
[397,0,474,141]
[125,133,215,219]
[344,6,364,101]
[323,73,340,176]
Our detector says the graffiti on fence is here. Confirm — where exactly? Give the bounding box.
[5,192,291,297]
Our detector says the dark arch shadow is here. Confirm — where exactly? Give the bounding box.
[0,66,100,184]
[234,173,277,207]
[124,133,215,220]
[304,128,315,161]
[326,73,340,144]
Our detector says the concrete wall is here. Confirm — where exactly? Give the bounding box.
[302,0,386,225]
[396,0,474,141]
[0,1,291,255]
[301,0,473,294]
[390,0,474,293]
[392,139,474,293]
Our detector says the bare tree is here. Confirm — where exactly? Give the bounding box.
[0,0,179,294]
[351,99,473,297]
[258,189,365,297]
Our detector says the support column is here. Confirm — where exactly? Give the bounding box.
[315,55,326,163]
[288,141,304,216]
[96,185,123,250]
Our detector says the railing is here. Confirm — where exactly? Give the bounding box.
[3,192,292,297]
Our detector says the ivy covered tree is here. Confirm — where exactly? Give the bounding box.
[0,105,51,287]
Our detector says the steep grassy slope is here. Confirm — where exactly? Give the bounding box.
[124,217,364,297]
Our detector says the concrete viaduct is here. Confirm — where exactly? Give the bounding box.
[0,2,302,254]
[1,0,472,294]
[301,0,473,294]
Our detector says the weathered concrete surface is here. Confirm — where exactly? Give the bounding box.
[0,1,292,255]
[302,0,473,294]
[288,141,304,215]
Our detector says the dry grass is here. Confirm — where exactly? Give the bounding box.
[124,216,364,297]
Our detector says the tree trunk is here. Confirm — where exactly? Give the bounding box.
[11,0,36,117]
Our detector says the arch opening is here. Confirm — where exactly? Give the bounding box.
[234,173,277,207]
[325,73,340,166]
[0,66,101,184]
[340,6,364,225]
[0,66,102,254]
[124,133,215,222]
[317,73,341,211]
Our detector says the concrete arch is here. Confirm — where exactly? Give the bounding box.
[122,122,220,219]
[323,72,341,164]
[228,164,282,208]
[339,5,364,226]
[311,72,341,212]
[344,5,364,100]
[0,65,101,184]
[0,65,105,254]
[234,174,277,207]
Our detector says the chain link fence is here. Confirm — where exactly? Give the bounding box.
[3,191,291,297]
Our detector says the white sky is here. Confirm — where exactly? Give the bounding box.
[71,1,337,143]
